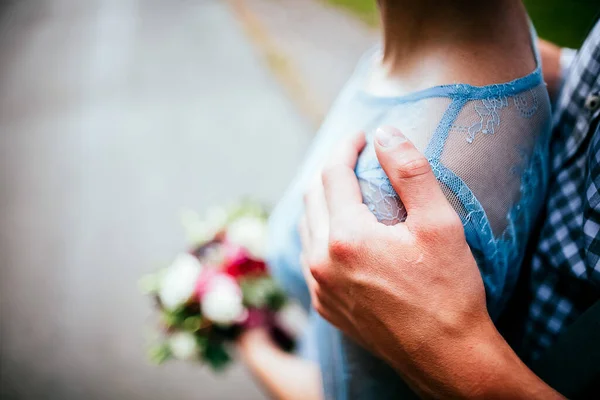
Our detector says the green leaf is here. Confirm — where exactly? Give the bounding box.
[148,343,171,365]
[183,316,203,332]
[202,340,232,372]
[195,334,208,350]
[266,289,287,311]
[138,269,166,295]
[161,307,187,329]
[224,200,269,224]
[241,277,287,310]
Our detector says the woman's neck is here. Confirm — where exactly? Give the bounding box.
[377,0,534,87]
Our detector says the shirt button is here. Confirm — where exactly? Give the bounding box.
[584,92,600,111]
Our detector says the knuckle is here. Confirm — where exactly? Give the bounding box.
[328,235,355,261]
[313,299,326,318]
[308,259,327,284]
[414,209,463,241]
[302,191,309,205]
[440,210,463,234]
[321,164,344,185]
[313,284,325,301]
[320,166,333,185]
[396,153,431,179]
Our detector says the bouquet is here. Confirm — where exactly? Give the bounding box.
[140,201,296,371]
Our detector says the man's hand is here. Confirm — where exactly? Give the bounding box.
[299,126,563,399]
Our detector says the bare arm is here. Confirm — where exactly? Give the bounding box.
[237,329,322,400]
[539,39,565,101]
[381,308,563,399]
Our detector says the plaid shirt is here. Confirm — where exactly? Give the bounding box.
[519,20,600,362]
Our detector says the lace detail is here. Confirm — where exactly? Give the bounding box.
[355,137,407,224]
[514,89,539,118]
[449,91,540,144]
[355,86,550,313]
[267,30,552,400]
[450,96,514,143]
[472,96,509,138]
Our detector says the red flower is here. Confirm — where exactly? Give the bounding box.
[222,243,267,278]
[241,308,272,330]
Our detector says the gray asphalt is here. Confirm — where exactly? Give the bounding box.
[0,0,311,399]
[247,0,376,114]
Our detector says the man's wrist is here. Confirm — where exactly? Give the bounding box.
[385,316,564,399]
[437,322,563,399]
[469,323,564,399]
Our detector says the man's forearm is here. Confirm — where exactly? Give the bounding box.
[383,317,564,399]
[300,129,566,399]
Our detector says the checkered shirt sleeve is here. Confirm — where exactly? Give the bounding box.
[520,19,600,361]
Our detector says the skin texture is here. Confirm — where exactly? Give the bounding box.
[237,1,565,398]
[538,39,563,101]
[237,328,322,400]
[300,127,563,399]
[377,0,535,93]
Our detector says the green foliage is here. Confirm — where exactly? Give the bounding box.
[241,277,287,311]
[183,315,203,332]
[324,0,600,48]
[149,343,172,365]
[266,288,287,311]
[138,269,166,295]
[195,334,208,352]
[202,340,232,372]
[161,307,188,329]
[161,304,203,330]
[224,199,269,224]
[323,0,378,26]
[523,0,600,48]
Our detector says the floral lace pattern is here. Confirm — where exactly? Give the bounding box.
[515,89,539,118]
[267,29,551,400]
[355,136,407,225]
[449,92,539,143]
[355,86,549,314]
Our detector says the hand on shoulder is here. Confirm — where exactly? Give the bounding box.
[299,126,563,399]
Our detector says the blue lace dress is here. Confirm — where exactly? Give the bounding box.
[267,29,551,399]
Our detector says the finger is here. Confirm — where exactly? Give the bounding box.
[300,253,318,300]
[321,133,373,222]
[326,131,367,169]
[374,126,453,221]
[303,178,329,248]
[298,216,310,253]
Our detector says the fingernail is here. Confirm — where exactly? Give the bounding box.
[375,126,407,148]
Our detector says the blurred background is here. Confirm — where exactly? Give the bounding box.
[1,0,599,399]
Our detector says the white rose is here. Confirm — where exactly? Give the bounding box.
[159,253,203,310]
[201,277,246,326]
[168,331,199,361]
[226,216,268,259]
[180,206,228,246]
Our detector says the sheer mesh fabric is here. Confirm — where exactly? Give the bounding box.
[355,84,551,309]
[267,30,552,400]
[342,83,551,400]
[444,86,549,237]
[356,98,450,224]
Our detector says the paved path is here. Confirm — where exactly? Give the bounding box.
[0,0,311,399]
[240,0,377,120]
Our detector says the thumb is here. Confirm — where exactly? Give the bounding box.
[374,126,452,222]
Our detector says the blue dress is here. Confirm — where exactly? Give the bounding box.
[267,27,551,399]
